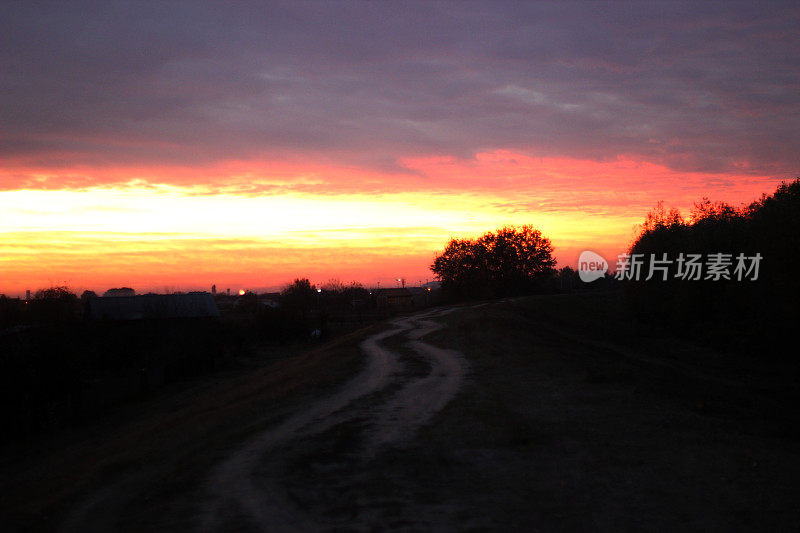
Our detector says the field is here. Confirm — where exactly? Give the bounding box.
[2,292,799,531]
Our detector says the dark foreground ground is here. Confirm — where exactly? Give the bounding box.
[2,292,799,531]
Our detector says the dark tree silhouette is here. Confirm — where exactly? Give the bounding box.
[31,286,80,323]
[318,279,369,313]
[431,225,556,298]
[80,290,97,301]
[626,178,800,354]
[280,278,316,308]
[35,286,77,300]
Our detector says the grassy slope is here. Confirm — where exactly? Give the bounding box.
[0,325,376,532]
[389,292,800,530]
[2,293,799,531]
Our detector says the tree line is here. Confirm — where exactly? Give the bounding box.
[625,178,800,353]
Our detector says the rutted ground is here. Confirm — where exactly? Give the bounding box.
[200,306,471,531]
[5,294,799,531]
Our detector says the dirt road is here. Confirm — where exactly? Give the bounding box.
[200,306,470,531]
[9,294,799,531]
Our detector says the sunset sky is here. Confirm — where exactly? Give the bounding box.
[2,2,799,296]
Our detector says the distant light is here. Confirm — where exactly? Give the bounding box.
[316,288,322,293]
[239,289,246,296]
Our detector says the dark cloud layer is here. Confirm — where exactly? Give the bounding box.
[3,1,799,180]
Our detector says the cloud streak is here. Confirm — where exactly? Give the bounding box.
[3,1,799,184]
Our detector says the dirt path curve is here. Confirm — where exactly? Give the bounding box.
[199,306,470,532]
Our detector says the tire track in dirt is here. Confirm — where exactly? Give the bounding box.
[199,306,470,532]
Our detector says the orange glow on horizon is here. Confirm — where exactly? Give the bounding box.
[0,151,789,297]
